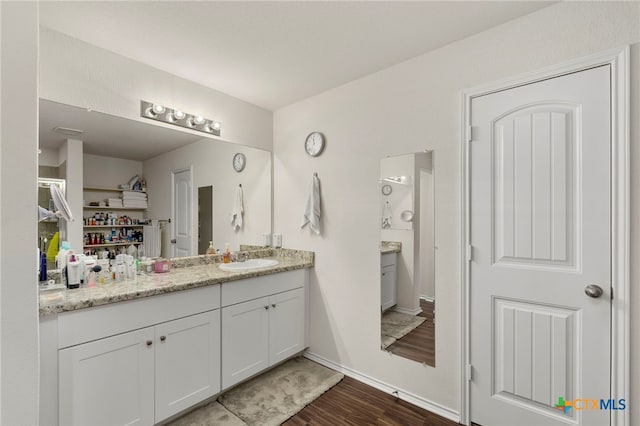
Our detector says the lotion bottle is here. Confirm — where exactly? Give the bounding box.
[223,243,231,264]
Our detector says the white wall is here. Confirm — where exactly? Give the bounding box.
[83,154,143,189]
[273,1,640,416]
[0,2,39,423]
[39,147,60,167]
[144,139,271,256]
[60,139,83,250]
[39,27,273,152]
[416,152,434,301]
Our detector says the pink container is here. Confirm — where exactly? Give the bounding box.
[154,259,171,273]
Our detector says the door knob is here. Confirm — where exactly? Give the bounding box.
[584,284,604,298]
[171,239,177,244]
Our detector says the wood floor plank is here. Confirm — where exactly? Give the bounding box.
[284,376,459,426]
[386,300,435,366]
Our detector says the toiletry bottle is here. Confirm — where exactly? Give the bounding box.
[56,241,71,286]
[39,249,47,283]
[223,243,231,264]
[206,241,216,255]
[115,254,125,282]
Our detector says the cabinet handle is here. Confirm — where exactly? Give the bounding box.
[272,304,276,308]
[146,340,153,346]
[160,336,166,342]
[264,306,269,310]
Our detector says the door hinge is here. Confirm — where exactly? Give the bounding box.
[467,364,473,382]
[467,245,473,262]
[468,126,477,142]
[611,286,614,300]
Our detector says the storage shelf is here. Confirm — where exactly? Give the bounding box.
[84,206,147,211]
[83,242,143,248]
[84,187,146,193]
[84,225,144,229]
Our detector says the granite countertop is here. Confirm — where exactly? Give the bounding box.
[380,241,402,255]
[39,249,313,316]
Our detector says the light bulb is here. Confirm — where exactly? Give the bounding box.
[173,110,185,120]
[212,122,221,130]
[187,115,205,127]
[152,104,165,114]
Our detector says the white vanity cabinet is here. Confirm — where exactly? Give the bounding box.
[221,270,307,389]
[47,284,222,426]
[40,268,309,426]
[59,310,220,425]
[59,327,156,426]
[154,310,220,421]
[381,253,398,311]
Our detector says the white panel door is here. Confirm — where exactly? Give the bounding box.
[155,310,221,422]
[59,327,155,426]
[221,297,269,389]
[269,288,305,365]
[470,66,611,425]
[172,168,192,257]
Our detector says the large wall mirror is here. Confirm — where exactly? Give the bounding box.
[38,99,272,262]
[380,150,435,367]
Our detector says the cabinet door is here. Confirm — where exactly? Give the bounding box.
[59,327,155,426]
[221,297,269,389]
[155,310,221,422]
[381,264,397,311]
[269,288,305,365]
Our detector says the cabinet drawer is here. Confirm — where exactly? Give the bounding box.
[381,253,397,267]
[221,269,305,307]
[58,284,220,349]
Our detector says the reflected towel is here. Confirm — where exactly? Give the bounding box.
[382,202,392,229]
[301,174,321,234]
[230,186,244,230]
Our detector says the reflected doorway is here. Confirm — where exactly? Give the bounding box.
[198,185,213,254]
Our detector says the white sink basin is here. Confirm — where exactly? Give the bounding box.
[219,259,279,271]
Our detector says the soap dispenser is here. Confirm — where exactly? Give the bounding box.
[206,241,216,255]
[223,243,231,264]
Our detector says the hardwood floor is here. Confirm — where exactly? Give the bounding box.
[284,376,458,426]
[387,299,435,366]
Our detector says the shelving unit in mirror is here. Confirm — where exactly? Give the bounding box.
[82,186,148,252]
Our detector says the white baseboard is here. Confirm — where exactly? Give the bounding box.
[303,351,460,423]
[392,306,423,316]
[420,295,435,303]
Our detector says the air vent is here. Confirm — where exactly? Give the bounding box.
[52,126,84,136]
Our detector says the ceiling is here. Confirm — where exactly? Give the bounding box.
[40,99,203,161]
[39,1,553,111]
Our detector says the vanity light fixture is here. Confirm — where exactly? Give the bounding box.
[140,100,221,136]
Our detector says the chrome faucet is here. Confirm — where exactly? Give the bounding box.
[232,251,249,262]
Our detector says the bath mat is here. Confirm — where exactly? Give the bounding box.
[167,401,246,426]
[381,311,426,341]
[381,335,397,349]
[218,357,344,426]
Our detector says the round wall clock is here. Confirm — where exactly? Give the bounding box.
[305,132,325,157]
[381,184,392,196]
[233,153,246,172]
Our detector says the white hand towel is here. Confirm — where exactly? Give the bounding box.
[382,201,392,229]
[301,174,321,234]
[230,186,244,230]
